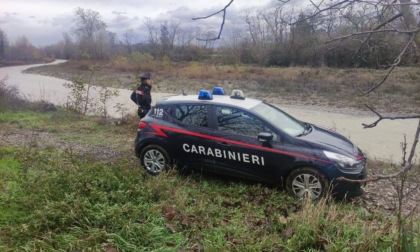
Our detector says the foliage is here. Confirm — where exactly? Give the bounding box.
[63,64,119,119]
[63,79,92,115]
[95,86,119,119]
[0,77,21,108]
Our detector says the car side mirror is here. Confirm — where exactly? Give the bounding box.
[258,132,273,143]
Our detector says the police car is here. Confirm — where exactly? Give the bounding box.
[134,87,367,199]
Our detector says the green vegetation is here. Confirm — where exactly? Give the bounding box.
[0,83,419,251]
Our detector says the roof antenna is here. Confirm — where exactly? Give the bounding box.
[182,89,186,96]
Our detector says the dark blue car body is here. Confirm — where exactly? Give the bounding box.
[134,89,367,199]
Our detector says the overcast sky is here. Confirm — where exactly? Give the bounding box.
[1,0,281,46]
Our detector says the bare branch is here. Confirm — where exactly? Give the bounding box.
[382,2,420,6]
[338,114,420,183]
[338,119,420,183]
[351,12,403,60]
[359,33,417,95]
[326,27,419,44]
[290,0,358,25]
[193,0,234,41]
[373,12,403,31]
[407,119,420,165]
[361,104,420,129]
[337,169,406,183]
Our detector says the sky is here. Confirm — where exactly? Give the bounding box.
[1,0,281,47]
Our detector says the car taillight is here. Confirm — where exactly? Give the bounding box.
[138,122,148,130]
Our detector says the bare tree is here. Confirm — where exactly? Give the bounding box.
[0,28,8,60]
[282,0,420,249]
[9,36,39,61]
[62,32,75,59]
[160,21,180,57]
[220,28,246,64]
[144,18,181,58]
[144,18,159,46]
[72,7,108,59]
[124,29,134,54]
[201,1,420,249]
[280,0,420,92]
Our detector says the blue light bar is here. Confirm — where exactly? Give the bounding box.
[212,87,225,95]
[198,90,213,100]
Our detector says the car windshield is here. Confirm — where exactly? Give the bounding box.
[250,102,305,136]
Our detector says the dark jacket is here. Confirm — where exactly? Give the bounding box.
[131,83,152,118]
[131,83,152,109]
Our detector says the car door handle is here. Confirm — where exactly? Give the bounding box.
[219,141,230,146]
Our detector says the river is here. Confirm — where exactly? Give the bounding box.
[0,60,418,162]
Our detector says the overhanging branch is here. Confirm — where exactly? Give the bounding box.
[338,106,420,183]
[361,104,420,129]
[193,0,234,41]
[326,27,419,44]
[338,118,420,183]
[359,33,416,95]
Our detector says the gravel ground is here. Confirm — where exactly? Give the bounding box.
[1,126,418,217]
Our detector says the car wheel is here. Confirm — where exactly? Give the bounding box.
[286,167,329,200]
[140,145,170,175]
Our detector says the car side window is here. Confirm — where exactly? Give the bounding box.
[174,105,208,128]
[216,106,278,140]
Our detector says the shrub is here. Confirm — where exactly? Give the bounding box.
[0,77,27,110]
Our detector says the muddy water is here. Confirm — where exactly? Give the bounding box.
[0,60,173,117]
[281,106,419,163]
[1,60,418,162]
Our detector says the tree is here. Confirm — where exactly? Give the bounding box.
[283,0,420,249]
[62,32,75,59]
[9,36,39,61]
[160,21,179,57]
[0,28,8,60]
[72,8,108,60]
[203,1,420,249]
[124,29,134,54]
[144,18,181,59]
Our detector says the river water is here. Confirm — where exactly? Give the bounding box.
[0,60,418,162]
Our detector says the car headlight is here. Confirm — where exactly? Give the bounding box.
[323,150,362,171]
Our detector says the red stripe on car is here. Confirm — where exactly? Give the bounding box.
[148,124,332,164]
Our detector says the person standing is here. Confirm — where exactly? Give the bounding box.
[131,72,152,118]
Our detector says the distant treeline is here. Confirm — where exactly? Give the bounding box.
[0,6,418,68]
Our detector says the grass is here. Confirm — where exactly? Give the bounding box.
[1,78,419,251]
[0,144,406,251]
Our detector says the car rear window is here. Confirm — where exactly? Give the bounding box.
[174,105,208,127]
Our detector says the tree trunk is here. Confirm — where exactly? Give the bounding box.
[399,0,419,61]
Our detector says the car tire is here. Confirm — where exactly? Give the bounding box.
[286,167,329,200]
[140,144,170,175]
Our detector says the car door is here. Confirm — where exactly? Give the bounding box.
[211,105,284,182]
[165,103,216,170]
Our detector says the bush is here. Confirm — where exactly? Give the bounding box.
[0,77,27,110]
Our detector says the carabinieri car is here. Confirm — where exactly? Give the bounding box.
[134,87,367,199]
